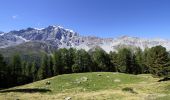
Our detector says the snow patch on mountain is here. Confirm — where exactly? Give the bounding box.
[34,28,45,30]
[14,35,30,42]
[1,26,170,52]
[0,33,5,36]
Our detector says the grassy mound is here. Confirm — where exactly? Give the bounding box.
[0,72,170,100]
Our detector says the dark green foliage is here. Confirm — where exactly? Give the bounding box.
[11,54,24,85]
[30,61,37,81]
[25,62,31,77]
[48,55,54,76]
[1,45,170,89]
[147,46,170,76]
[109,51,118,71]
[72,49,92,72]
[133,48,143,74]
[91,48,112,71]
[67,48,76,73]
[12,54,22,76]
[53,50,63,75]
[53,48,76,74]
[0,53,7,87]
[37,54,51,80]
[60,48,70,73]
[116,48,134,73]
[0,53,6,77]
[72,64,81,73]
[142,48,150,73]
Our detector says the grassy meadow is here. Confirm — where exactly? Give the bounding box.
[0,72,170,100]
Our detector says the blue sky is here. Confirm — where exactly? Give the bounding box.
[0,0,170,38]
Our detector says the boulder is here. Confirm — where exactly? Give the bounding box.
[65,97,71,100]
[46,81,51,85]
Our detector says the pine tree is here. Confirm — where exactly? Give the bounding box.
[12,54,22,76]
[67,48,76,73]
[147,46,170,76]
[37,54,48,80]
[72,49,84,72]
[25,62,31,77]
[53,51,63,75]
[48,55,54,76]
[116,48,134,73]
[21,61,27,75]
[60,48,69,73]
[11,53,27,85]
[0,53,7,87]
[91,48,112,71]
[109,51,118,71]
[142,48,150,73]
[0,53,5,78]
[134,48,143,74]
[73,49,92,72]
[30,61,37,81]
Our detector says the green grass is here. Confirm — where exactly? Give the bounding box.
[0,72,170,100]
[19,72,145,93]
[156,95,170,100]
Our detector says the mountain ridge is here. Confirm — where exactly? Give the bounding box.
[0,25,170,53]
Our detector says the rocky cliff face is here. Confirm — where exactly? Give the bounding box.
[1,25,170,52]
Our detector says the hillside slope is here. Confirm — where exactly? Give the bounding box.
[0,41,57,57]
[0,72,170,100]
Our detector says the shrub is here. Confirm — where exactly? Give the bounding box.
[122,87,137,94]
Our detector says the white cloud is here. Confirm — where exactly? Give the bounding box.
[12,15,18,19]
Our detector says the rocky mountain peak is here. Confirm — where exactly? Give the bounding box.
[1,25,170,52]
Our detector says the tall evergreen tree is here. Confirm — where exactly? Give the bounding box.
[48,55,54,76]
[37,54,49,80]
[109,51,118,72]
[134,48,143,74]
[11,54,22,85]
[72,49,92,72]
[30,61,37,81]
[25,62,31,77]
[67,48,76,73]
[21,61,27,75]
[53,51,63,75]
[142,48,150,73]
[0,53,7,87]
[12,54,22,76]
[116,48,134,73]
[91,48,112,71]
[147,46,170,76]
[60,48,69,73]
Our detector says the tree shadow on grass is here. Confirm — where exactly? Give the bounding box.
[0,88,51,93]
[158,77,170,82]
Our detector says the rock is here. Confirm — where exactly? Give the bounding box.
[46,81,51,85]
[114,79,121,82]
[81,77,88,82]
[107,76,110,78]
[75,77,88,84]
[65,97,71,100]
[97,74,102,76]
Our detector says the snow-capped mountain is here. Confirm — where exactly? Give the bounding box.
[0,25,170,52]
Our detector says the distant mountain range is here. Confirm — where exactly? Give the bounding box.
[0,25,170,54]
